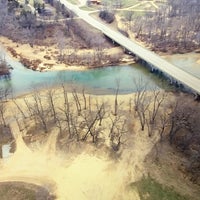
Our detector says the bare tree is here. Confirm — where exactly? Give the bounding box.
[158,107,170,142]
[69,112,81,141]
[82,88,87,110]
[82,103,104,143]
[23,97,34,117]
[0,85,12,127]
[92,36,106,65]
[54,29,66,59]
[12,99,27,119]
[133,78,150,131]
[168,96,195,145]
[133,77,148,112]
[109,115,127,151]
[95,100,107,126]
[114,79,120,116]
[123,11,134,30]
[137,95,150,131]
[0,102,6,127]
[60,84,72,137]
[148,88,167,124]
[72,88,82,116]
[46,88,57,123]
[31,90,49,133]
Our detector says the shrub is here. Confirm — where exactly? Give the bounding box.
[99,10,115,23]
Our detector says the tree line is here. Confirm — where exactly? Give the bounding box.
[124,0,200,53]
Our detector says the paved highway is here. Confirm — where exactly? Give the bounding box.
[60,0,200,94]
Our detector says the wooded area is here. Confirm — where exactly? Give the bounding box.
[0,0,123,68]
[130,0,200,52]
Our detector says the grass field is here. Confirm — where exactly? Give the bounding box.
[122,0,139,8]
[130,176,190,200]
[100,0,139,8]
[67,0,79,5]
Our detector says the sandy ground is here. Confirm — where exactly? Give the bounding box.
[0,36,127,72]
[0,92,160,200]
[0,89,199,199]
[0,36,88,71]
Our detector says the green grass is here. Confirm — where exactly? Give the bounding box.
[102,0,139,8]
[130,176,190,200]
[134,2,156,11]
[80,6,97,11]
[122,0,139,8]
[67,0,79,5]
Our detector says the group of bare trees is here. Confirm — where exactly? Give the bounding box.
[129,78,168,140]
[1,76,200,182]
[57,19,121,66]
[0,84,13,158]
[126,80,200,184]
[7,79,189,153]
[0,0,121,67]
[166,95,200,185]
[129,0,200,52]
[11,84,129,152]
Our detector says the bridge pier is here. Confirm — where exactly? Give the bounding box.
[194,93,200,101]
[135,58,200,96]
[150,67,157,73]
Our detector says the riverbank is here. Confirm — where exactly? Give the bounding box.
[0,36,86,72]
[0,36,135,72]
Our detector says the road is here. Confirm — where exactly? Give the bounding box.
[60,0,200,94]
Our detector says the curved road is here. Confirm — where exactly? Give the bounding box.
[60,0,200,94]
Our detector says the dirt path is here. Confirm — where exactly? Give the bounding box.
[0,118,159,200]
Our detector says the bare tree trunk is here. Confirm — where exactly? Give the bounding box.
[88,95,92,114]
[12,99,26,119]
[82,88,87,110]
[61,84,71,137]
[0,102,6,127]
[149,89,166,124]
[32,91,48,133]
[114,79,120,116]
[47,88,57,123]
[23,97,34,117]
[72,88,82,116]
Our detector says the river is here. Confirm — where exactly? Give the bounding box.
[1,47,200,96]
[0,48,167,96]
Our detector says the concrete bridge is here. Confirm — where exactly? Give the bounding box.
[61,0,200,96]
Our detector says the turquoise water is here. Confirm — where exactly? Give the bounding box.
[0,48,165,95]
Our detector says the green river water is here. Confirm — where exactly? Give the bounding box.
[1,47,200,96]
